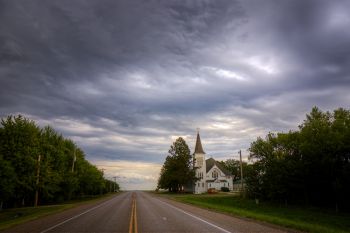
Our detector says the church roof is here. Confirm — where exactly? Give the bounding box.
[194,131,205,154]
[206,158,231,176]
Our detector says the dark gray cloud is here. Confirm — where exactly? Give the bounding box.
[1,0,350,189]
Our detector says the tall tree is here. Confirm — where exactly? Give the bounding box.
[157,137,197,192]
[0,116,41,206]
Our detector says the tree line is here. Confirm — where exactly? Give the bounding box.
[0,115,119,209]
[245,107,350,211]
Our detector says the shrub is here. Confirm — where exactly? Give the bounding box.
[221,187,229,192]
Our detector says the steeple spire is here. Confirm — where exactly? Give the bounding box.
[194,129,205,154]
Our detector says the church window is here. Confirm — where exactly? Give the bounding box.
[212,170,218,179]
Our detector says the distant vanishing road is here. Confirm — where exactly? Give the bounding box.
[3,191,291,233]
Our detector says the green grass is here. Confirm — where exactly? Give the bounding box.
[170,194,350,233]
[0,193,119,230]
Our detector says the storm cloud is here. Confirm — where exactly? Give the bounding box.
[1,0,349,189]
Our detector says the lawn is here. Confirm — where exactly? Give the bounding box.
[0,193,118,231]
[170,194,350,233]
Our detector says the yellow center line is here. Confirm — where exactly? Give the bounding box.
[128,193,138,233]
[134,197,138,233]
[128,198,134,233]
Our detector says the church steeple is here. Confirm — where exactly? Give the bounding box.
[194,129,205,154]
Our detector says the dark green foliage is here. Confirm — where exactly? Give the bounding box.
[0,115,119,209]
[221,187,229,192]
[219,159,248,181]
[247,107,350,212]
[157,137,197,192]
[175,195,350,233]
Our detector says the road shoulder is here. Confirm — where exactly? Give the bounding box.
[0,193,121,232]
[151,193,298,233]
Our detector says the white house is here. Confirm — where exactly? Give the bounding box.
[193,131,233,194]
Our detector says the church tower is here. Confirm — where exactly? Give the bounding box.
[194,129,207,194]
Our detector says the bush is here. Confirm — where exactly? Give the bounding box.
[221,187,229,192]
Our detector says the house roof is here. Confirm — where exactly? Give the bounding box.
[194,131,205,154]
[206,158,231,176]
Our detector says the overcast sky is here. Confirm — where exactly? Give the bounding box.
[1,0,350,190]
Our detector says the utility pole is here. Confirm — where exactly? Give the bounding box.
[34,154,41,207]
[100,169,106,195]
[113,176,117,192]
[239,150,244,191]
[71,147,76,172]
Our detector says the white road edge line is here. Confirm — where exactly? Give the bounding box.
[157,199,232,233]
[40,194,123,233]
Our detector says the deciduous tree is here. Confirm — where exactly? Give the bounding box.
[157,137,197,192]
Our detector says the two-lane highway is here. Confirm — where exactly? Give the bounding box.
[136,192,231,233]
[3,191,290,233]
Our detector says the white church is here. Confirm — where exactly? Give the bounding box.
[192,131,233,194]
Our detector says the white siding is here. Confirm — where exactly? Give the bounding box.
[194,152,207,194]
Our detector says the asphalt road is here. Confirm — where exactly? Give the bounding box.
[3,191,292,233]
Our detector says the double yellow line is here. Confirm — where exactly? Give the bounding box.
[128,193,138,233]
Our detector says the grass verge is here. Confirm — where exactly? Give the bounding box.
[0,193,119,231]
[168,194,350,233]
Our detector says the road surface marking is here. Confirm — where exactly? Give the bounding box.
[128,197,134,233]
[157,199,232,233]
[40,194,121,233]
[129,193,138,233]
[134,196,138,233]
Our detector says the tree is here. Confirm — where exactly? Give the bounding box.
[0,158,16,210]
[157,137,197,192]
[0,115,120,209]
[246,107,350,211]
[0,115,41,207]
[219,159,248,181]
